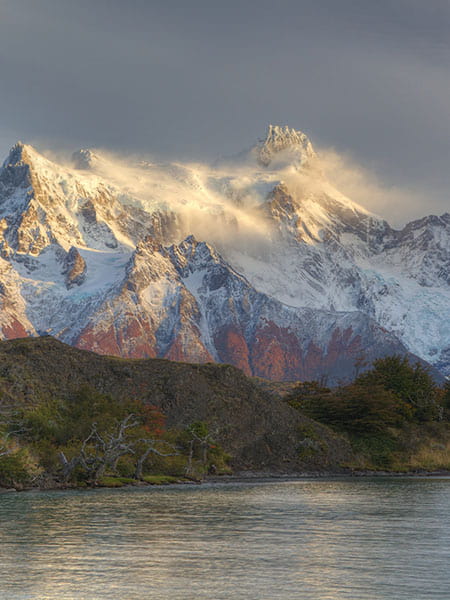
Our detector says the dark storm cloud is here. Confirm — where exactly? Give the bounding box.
[0,0,449,219]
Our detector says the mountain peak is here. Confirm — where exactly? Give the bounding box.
[0,142,43,191]
[2,141,39,169]
[71,148,101,170]
[263,124,312,145]
[255,125,316,168]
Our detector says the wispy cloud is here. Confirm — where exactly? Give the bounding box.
[316,147,447,226]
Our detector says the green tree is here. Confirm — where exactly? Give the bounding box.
[356,355,440,421]
[294,383,408,435]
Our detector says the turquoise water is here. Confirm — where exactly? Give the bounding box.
[1,478,449,599]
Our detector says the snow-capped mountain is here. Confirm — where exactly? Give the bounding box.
[0,126,448,381]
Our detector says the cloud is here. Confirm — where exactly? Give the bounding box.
[59,148,274,254]
[314,147,446,227]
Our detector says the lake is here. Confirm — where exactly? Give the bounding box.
[1,478,449,599]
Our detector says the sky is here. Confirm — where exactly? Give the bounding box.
[0,0,449,223]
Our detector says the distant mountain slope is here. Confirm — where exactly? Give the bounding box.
[0,126,448,379]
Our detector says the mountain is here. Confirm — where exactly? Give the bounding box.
[0,127,448,382]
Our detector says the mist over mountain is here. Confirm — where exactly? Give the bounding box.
[0,126,448,382]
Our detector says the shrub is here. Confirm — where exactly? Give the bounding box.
[0,447,40,488]
[292,383,408,435]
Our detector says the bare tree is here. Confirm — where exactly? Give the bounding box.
[134,440,178,480]
[185,438,195,476]
[184,422,217,476]
[0,428,26,459]
[59,414,178,483]
[59,415,138,483]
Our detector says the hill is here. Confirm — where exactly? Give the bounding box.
[0,337,351,477]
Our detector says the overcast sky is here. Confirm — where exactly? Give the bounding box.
[0,0,449,220]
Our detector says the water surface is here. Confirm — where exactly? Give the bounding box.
[1,478,449,599]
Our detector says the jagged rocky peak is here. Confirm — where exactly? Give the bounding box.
[267,182,295,205]
[168,235,198,268]
[176,235,217,263]
[255,124,316,168]
[265,183,299,223]
[72,148,101,170]
[0,142,38,190]
[165,235,217,278]
[1,142,67,198]
[62,246,87,288]
[2,141,34,168]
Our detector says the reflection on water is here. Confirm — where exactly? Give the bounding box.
[1,478,450,599]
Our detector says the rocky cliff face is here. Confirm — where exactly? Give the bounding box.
[0,127,448,381]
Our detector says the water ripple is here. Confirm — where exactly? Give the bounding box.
[0,478,449,599]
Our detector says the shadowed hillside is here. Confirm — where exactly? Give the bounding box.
[0,337,351,473]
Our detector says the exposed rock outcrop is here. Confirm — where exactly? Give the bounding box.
[62,247,87,288]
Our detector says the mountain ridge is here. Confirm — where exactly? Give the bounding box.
[0,126,448,380]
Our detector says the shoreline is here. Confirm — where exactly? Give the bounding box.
[207,469,450,484]
[2,469,450,493]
